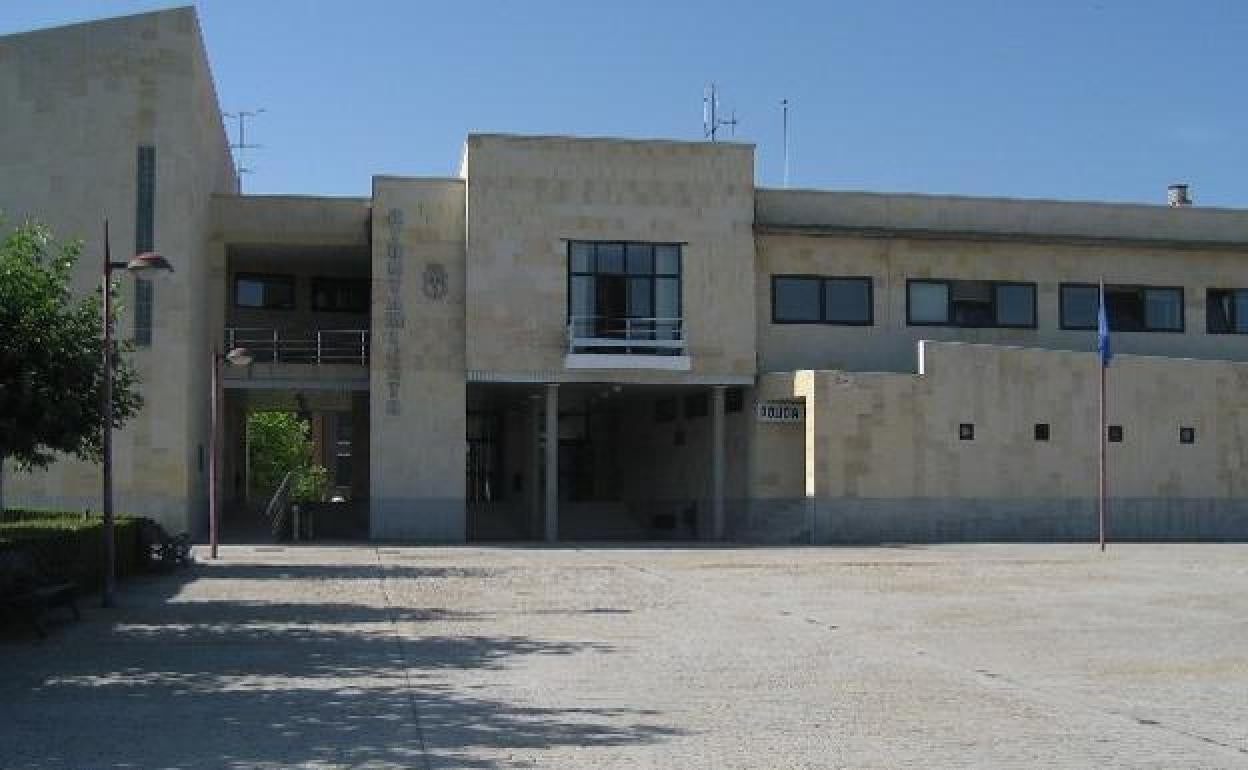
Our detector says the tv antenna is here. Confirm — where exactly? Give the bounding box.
[223,108,265,192]
[782,98,790,187]
[703,83,738,142]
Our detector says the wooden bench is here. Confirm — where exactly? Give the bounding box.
[0,548,80,639]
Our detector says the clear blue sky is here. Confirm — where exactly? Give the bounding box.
[5,1,1248,205]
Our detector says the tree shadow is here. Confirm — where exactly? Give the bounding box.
[0,559,685,768]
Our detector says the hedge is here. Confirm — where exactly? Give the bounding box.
[1,509,145,590]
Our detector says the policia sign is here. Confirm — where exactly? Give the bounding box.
[755,401,805,423]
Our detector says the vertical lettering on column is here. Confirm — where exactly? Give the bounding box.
[383,208,404,416]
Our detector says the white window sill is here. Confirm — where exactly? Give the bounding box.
[564,353,692,371]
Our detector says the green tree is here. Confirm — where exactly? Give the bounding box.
[246,411,328,503]
[0,219,142,471]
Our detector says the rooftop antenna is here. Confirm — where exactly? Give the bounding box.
[223,108,265,193]
[702,83,739,142]
[782,98,790,187]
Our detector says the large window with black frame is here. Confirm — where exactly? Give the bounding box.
[568,241,682,354]
[1060,283,1183,332]
[772,275,873,325]
[907,279,1036,328]
[1207,288,1248,334]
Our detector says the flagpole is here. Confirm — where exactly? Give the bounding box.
[1099,344,1106,552]
[1097,279,1108,552]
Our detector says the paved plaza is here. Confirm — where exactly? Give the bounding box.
[1,543,1246,768]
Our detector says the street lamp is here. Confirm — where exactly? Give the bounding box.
[101,219,173,608]
[209,345,252,559]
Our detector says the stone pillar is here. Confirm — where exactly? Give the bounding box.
[527,393,542,539]
[711,385,727,541]
[544,384,559,542]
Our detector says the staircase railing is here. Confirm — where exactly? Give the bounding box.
[265,471,295,539]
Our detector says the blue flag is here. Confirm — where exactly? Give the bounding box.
[1097,284,1112,367]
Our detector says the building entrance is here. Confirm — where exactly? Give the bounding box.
[466,383,745,542]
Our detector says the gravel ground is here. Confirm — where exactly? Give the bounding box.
[1,543,1246,769]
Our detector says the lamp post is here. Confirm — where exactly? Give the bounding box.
[101,219,173,608]
[209,346,253,559]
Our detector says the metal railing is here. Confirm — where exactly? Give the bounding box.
[225,327,369,365]
[567,316,685,355]
[265,470,294,539]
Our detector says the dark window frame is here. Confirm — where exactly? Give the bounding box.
[234,272,297,310]
[311,276,370,313]
[1179,426,1195,444]
[770,275,874,326]
[134,278,153,346]
[1059,283,1185,333]
[1034,423,1050,441]
[134,145,156,346]
[959,423,975,441]
[135,145,155,254]
[566,240,683,323]
[1206,288,1248,334]
[906,279,1037,329]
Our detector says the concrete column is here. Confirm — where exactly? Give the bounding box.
[544,383,559,543]
[527,393,542,539]
[711,385,727,540]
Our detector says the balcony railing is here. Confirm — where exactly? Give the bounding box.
[567,316,685,355]
[225,327,370,365]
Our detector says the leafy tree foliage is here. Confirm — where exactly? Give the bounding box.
[0,220,142,469]
[246,411,329,503]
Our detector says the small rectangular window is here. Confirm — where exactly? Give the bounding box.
[596,242,625,274]
[1144,288,1183,331]
[1034,423,1050,441]
[772,277,822,322]
[823,278,872,325]
[654,244,681,275]
[570,241,594,273]
[134,278,153,346]
[134,146,156,346]
[1060,285,1100,330]
[135,145,155,254]
[1207,289,1248,334]
[959,423,975,441]
[725,387,744,413]
[995,283,1036,327]
[772,275,872,325]
[1062,284,1183,332]
[909,281,950,324]
[1108,425,1124,443]
[625,243,654,274]
[910,279,1036,328]
[235,273,296,310]
[311,277,369,313]
[1179,426,1195,444]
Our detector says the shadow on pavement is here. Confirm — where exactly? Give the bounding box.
[0,555,684,769]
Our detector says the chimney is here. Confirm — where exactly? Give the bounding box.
[1167,183,1192,207]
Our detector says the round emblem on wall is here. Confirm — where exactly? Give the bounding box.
[422,263,448,300]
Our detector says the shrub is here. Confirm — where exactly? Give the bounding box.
[1,509,144,589]
[292,463,330,503]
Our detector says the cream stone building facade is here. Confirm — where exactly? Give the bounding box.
[4,8,1248,542]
